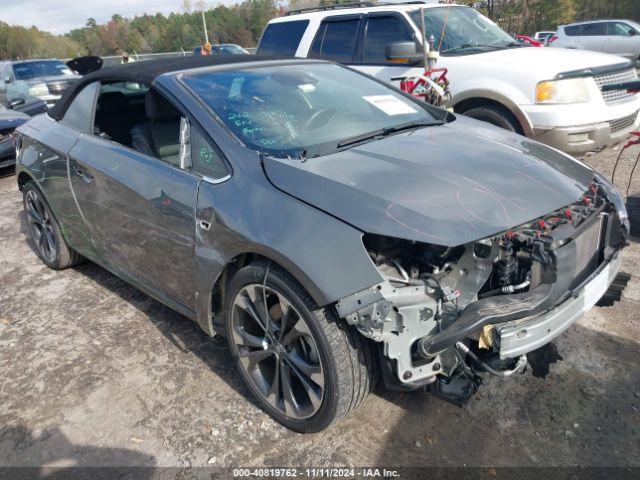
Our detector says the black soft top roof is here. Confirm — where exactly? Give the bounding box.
[48,54,288,121]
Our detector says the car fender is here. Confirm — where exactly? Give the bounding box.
[452,86,534,137]
[193,168,385,335]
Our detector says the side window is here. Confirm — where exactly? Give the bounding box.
[61,82,99,133]
[313,18,360,62]
[257,21,309,56]
[190,125,228,180]
[583,23,606,36]
[564,25,582,36]
[309,23,327,58]
[94,81,150,147]
[364,16,414,63]
[607,22,635,36]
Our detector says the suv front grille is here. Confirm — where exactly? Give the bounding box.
[609,110,638,134]
[594,68,638,104]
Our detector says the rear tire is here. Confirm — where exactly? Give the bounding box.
[224,260,375,432]
[23,181,82,270]
[462,105,522,133]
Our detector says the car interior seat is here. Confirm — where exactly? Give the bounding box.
[130,90,181,165]
[95,91,134,145]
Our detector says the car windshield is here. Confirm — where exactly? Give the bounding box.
[13,60,74,80]
[409,6,519,54]
[183,63,443,158]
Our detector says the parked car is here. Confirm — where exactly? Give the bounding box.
[515,34,544,47]
[0,105,29,168]
[15,55,629,432]
[212,44,250,55]
[534,31,555,43]
[258,3,640,155]
[193,44,250,56]
[0,96,46,168]
[0,59,80,109]
[549,20,640,59]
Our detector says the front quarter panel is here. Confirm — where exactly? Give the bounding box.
[17,115,84,248]
[192,145,384,331]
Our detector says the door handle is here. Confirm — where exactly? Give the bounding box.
[74,166,94,183]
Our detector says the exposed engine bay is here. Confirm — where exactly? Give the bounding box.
[336,179,628,404]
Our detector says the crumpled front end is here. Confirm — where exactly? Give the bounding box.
[335,178,628,401]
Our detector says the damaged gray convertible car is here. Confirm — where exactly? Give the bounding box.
[15,56,629,432]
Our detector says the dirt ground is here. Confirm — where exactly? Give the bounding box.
[0,145,639,477]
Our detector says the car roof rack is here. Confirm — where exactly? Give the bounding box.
[284,1,430,16]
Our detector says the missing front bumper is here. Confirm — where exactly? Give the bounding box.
[496,253,622,359]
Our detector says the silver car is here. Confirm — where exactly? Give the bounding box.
[550,20,640,59]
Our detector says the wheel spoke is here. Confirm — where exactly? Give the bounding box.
[27,200,43,225]
[38,227,48,250]
[280,362,301,418]
[31,223,43,245]
[280,326,303,347]
[287,359,323,410]
[239,349,273,371]
[233,326,267,349]
[235,287,268,331]
[275,292,297,341]
[287,350,323,385]
[265,359,281,406]
[44,226,56,257]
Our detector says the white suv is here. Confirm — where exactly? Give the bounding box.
[257,2,640,155]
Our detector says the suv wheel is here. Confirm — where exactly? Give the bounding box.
[23,181,82,269]
[224,261,375,432]
[462,105,522,133]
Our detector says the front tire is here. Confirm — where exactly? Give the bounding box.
[23,181,82,269]
[462,105,522,133]
[224,261,375,432]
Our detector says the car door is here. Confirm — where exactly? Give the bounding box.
[354,12,420,88]
[67,85,200,311]
[606,22,640,58]
[581,22,607,53]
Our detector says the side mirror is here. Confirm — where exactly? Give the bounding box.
[4,75,11,84]
[179,117,192,170]
[8,97,25,109]
[386,42,423,64]
[629,29,638,36]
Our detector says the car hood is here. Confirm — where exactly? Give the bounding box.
[24,75,80,85]
[262,117,595,246]
[466,46,630,77]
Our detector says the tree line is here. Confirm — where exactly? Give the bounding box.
[1,0,640,60]
[471,0,640,35]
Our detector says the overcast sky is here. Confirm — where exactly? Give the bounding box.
[0,0,238,34]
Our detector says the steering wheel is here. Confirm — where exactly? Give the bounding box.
[303,108,337,131]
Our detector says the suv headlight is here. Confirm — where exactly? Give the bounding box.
[28,83,49,96]
[536,78,590,104]
[594,172,630,233]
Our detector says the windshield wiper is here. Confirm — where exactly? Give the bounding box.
[442,44,512,54]
[337,128,385,148]
[383,120,444,135]
[337,120,442,148]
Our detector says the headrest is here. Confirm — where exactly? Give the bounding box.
[145,90,180,122]
[97,91,129,114]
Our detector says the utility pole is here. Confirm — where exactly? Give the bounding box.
[200,0,209,44]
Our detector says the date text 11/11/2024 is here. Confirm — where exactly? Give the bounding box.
[232,468,401,478]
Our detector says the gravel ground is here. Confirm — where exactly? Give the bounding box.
[0,145,639,476]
